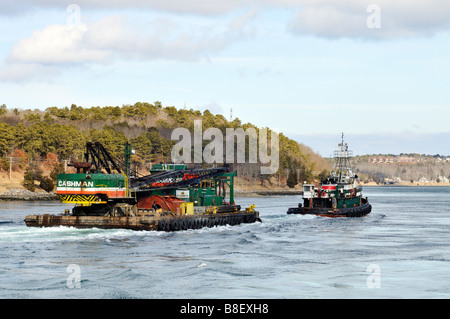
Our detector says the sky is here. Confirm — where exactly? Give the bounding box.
[1,0,450,156]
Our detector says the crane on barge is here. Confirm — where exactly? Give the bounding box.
[25,142,259,230]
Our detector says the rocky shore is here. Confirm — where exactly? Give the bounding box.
[0,188,58,201]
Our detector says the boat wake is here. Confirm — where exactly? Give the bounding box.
[0,225,149,243]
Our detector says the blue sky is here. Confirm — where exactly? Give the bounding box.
[1,1,450,156]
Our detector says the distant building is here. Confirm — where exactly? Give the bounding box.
[368,156,418,164]
[396,156,416,163]
[368,156,395,164]
[438,176,449,183]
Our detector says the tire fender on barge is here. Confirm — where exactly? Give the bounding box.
[24,209,261,232]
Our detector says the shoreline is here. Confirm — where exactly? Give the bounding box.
[1,183,450,201]
[0,188,302,201]
[0,189,58,201]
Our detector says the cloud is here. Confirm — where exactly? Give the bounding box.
[4,1,450,40]
[288,0,450,39]
[3,1,450,83]
[9,12,258,64]
[8,23,108,64]
[0,0,260,16]
[1,10,258,82]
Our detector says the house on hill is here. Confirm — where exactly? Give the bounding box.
[368,156,394,164]
[418,177,430,183]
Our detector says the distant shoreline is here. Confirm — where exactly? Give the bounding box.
[361,182,450,187]
[234,189,302,197]
[234,183,450,196]
[1,183,450,201]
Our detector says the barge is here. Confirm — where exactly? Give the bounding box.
[25,142,260,231]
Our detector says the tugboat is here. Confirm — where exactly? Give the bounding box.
[287,134,371,217]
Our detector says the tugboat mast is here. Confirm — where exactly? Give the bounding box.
[332,133,354,184]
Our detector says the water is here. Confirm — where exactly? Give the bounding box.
[1,186,450,299]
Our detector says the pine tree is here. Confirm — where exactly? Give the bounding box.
[286,169,298,188]
[22,171,35,192]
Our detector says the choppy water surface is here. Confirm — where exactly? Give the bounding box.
[1,186,450,298]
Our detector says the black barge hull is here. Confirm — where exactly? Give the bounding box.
[287,202,372,218]
[24,211,261,231]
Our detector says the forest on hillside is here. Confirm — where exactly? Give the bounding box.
[0,102,330,191]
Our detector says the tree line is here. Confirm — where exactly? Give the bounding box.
[0,102,330,190]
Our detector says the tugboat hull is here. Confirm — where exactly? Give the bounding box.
[287,202,371,218]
